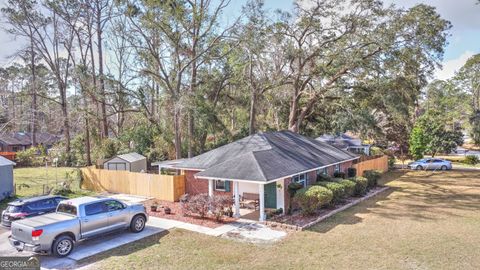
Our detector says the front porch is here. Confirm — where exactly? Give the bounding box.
[206,178,285,222]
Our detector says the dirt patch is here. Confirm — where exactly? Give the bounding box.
[144,200,237,228]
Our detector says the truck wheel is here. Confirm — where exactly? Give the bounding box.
[130,215,146,233]
[53,235,74,257]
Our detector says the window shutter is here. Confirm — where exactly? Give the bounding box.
[225,181,231,192]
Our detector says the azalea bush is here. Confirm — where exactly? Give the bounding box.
[316,181,346,204]
[181,193,210,218]
[353,177,368,196]
[363,170,381,188]
[337,179,356,197]
[293,186,333,215]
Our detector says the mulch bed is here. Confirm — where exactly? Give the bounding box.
[269,186,386,228]
[144,199,237,229]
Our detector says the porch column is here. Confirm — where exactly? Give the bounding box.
[258,183,265,221]
[234,181,240,218]
[208,179,214,197]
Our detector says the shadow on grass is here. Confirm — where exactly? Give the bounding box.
[76,230,170,268]
[308,169,480,234]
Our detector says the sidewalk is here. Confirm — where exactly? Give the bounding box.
[147,216,286,242]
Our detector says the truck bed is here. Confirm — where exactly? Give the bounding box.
[11,213,76,243]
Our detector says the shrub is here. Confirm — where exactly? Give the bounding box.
[50,181,74,196]
[333,171,346,179]
[388,157,396,169]
[316,173,331,182]
[347,167,357,178]
[464,155,480,165]
[363,170,381,188]
[316,181,346,204]
[210,195,233,221]
[16,147,41,166]
[338,179,356,197]
[293,186,333,215]
[287,182,304,214]
[182,193,210,218]
[353,177,368,196]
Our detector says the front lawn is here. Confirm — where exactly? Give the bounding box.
[82,169,480,269]
[1,167,96,213]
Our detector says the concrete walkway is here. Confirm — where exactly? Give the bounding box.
[147,216,286,242]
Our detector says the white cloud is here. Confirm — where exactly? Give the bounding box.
[434,51,474,80]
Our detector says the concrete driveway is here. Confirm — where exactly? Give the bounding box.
[0,224,164,269]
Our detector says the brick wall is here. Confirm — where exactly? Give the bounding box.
[184,170,232,196]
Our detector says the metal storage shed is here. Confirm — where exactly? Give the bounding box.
[0,156,15,200]
[103,152,147,172]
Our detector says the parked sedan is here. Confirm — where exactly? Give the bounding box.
[1,195,67,227]
[408,158,452,171]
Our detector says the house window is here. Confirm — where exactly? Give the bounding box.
[292,173,307,187]
[215,180,226,191]
[316,167,328,176]
[334,164,341,173]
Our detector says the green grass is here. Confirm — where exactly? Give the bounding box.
[0,167,96,213]
[83,169,480,270]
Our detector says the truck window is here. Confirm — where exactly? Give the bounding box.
[85,202,108,216]
[105,200,125,211]
[57,203,78,216]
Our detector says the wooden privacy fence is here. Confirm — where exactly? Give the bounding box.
[353,155,389,177]
[81,166,185,202]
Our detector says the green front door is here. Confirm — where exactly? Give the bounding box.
[264,182,277,209]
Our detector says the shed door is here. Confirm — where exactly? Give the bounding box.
[108,163,126,171]
[264,182,277,209]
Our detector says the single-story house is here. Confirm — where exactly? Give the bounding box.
[0,132,61,152]
[104,152,147,172]
[316,133,371,155]
[154,130,359,221]
[0,156,15,200]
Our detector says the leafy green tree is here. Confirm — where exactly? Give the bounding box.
[411,112,463,158]
[409,126,426,160]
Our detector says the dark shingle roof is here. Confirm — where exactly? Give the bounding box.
[0,132,61,146]
[177,130,358,182]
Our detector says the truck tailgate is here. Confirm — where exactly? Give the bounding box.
[11,213,75,242]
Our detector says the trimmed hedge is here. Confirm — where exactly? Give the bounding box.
[316,181,346,204]
[363,170,381,188]
[353,176,368,196]
[338,179,356,197]
[333,171,346,179]
[316,173,332,182]
[293,186,333,215]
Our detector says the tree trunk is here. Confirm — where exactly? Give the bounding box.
[29,41,37,146]
[188,57,197,158]
[59,82,71,162]
[85,115,92,166]
[174,106,182,159]
[96,4,108,138]
[288,86,300,133]
[249,90,257,135]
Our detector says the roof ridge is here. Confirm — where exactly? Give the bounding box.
[250,150,268,181]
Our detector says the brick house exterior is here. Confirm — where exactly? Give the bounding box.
[185,159,355,211]
[155,130,359,221]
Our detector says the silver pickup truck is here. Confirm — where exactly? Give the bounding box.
[8,196,148,257]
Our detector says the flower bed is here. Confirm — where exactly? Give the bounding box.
[269,186,388,228]
[144,199,237,229]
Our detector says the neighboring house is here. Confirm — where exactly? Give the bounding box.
[316,133,371,155]
[154,130,359,221]
[104,152,147,172]
[0,132,61,152]
[0,156,15,200]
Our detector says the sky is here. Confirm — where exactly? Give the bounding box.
[0,0,479,81]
